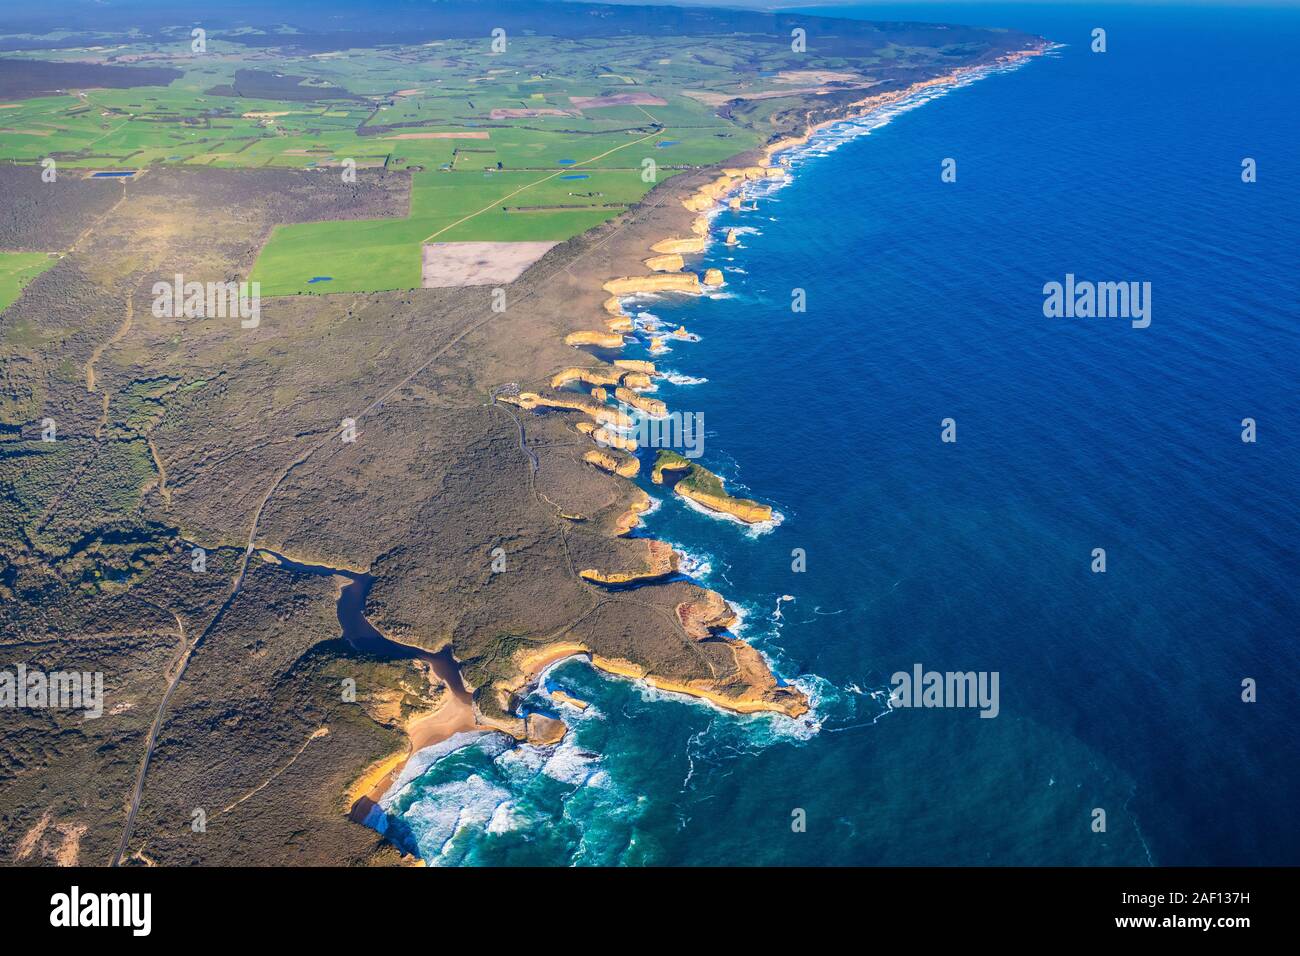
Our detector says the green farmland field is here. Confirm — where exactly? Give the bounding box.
[0,252,58,313]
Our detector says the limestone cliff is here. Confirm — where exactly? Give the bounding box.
[614,359,656,375]
[565,330,625,348]
[614,386,667,418]
[583,448,640,478]
[613,487,652,535]
[549,689,590,711]
[550,365,624,389]
[604,273,702,296]
[579,539,678,585]
[503,390,631,427]
[651,450,773,524]
[676,589,739,640]
[651,236,707,255]
[644,253,685,272]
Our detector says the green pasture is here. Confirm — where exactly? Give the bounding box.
[0,252,59,314]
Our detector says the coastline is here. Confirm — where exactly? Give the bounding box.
[344,42,1048,851]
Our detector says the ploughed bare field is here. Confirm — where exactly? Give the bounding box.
[421,241,559,287]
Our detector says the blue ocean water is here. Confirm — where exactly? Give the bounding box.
[388,3,1300,865]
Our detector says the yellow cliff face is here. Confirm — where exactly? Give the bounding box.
[588,651,809,719]
[605,316,633,332]
[728,197,742,210]
[725,228,738,246]
[549,366,624,389]
[651,453,691,485]
[583,448,640,478]
[603,273,702,296]
[702,268,724,287]
[525,713,568,746]
[603,296,628,317]
[650,236,707,255]
[590,386,607,402]
[579,539,678,585]
[644,253,685,272]
[652,451,773,523]
[565,330,626,348]
[510,640,808,722]
[614,386,667,418]
[504,391,631,427]
[613,487,652,535]
[590,425,638,452]
[549,689,590,711]
[613,359,656,375]
[676,589,739,640]
[677,485,773,524]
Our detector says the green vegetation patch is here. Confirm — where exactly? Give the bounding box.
[0,252,59,313]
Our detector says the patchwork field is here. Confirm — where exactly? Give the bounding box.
[421,241,559,288]
[0,26,927,296]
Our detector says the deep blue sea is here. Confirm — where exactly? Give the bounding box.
[384,3,1300,865]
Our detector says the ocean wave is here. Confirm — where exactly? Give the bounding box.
[539,735,606,787]
[383,730,507,804]
[403,772,514,864]
[670,543,713,580]
[661,370,708,386]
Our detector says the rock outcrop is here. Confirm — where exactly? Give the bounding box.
[549,689,590,711]
[676,589,739,640]
[577,420,638,452]
[550,365,624,389]
[613,487,652,535]
[651,236,706,255]
[603,273,702,296]
[583,448,640,478]
[614,359,656,375]
[614,386,666,417]
[579,539,678,585]
[503,390,631,427]
[644,253,685,272]
[651,450,772,524]
[565,330,625,348]
[525,713,568,746]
